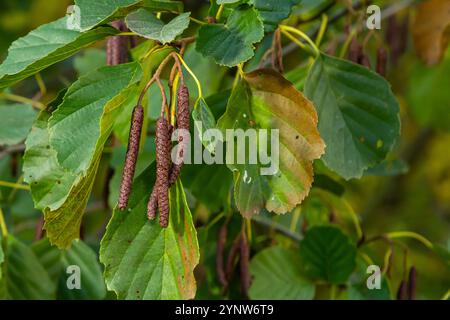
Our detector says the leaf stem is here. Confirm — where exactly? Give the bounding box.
[0,93,45,110]
[175,53,203,103]
[0,207,8,238]
[0,180,30,191]
[441,289,450,300]
[35,73,46,96]
[339,29,357,58]
[117,32,138,36]
[215,4,225,21]
[315,14,328,47]
[386,231,434,249]
[279,25,320,57]
[189,16,206,25]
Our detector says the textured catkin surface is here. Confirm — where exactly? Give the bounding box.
[216,225,228,287]
[376,47,387,77]
[169,85,190,185]
[107,21,129,66]
[118,105,144,210]
[155,117,172,228]
[146,187,158,220]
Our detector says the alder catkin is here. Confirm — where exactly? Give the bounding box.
[146,187,158,220]
[239,232,251,297]
[225,234,242,282]
[118,105,144,210]
[396,280,408,300]
[155,117,172,228]
[348,37,362,64]
[107,21,129,66]
[169,85,190,185]
[376,47,388,77]
[407,266,417,300]
[216,225,228,287]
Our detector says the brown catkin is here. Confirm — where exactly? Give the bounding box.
[146,187,158,220]
[397,280,408,300]
[239,232,251,297]
[106,21,129,66]
[407,266,417,300]
[155,117,172,228]
[348,37,362,64]
[216,225,228,287]
[376,47,388,77]
[225,234,242,282]
[118,105,144,210]
[169,85,190,185]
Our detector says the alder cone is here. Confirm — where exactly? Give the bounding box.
[169,85,190,185]
[155,117,172,228]
[118,105,144,210]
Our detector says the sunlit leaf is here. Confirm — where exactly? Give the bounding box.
[218,69,325,217]
[0,17,117,89]
[249,0,300,32]
[100,164,199,300]
[196,4,264,66]
[126,9,190,44]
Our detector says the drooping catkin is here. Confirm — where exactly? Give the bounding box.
[396,280,408,300]
[376,47,388,77]
[106,21,129,66]
[348,37,362,64]
[118,105,144,210]
[239,232,251,297]
[225,234,242,282]
[169,85,190,185]
[155,117,172,228]
[147,187,158,220]
[216,224,228,287]
[407,266,417,300]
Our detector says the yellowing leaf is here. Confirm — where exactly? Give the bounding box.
[218,69,325,217]
[413,0,450,65]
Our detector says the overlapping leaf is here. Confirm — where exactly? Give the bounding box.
[74,0,141,31]
[196,5,264,66]
[0,104,37,146]
[126,9,190,44]
[32,239,106,300]
[1,236,55,299]
[0,17,117,89]
[305,54,400,179]
[249,246,315,300]
[217,69,325,217]
[100,164,199,300]
[142,0,184,13]
[249,0,300,32]
[24,63,144,248]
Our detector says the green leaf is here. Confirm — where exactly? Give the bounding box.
[305,54,401,180]
[0,17,117,89]
[364,159,409,177]
[0,104,37,146]
[294,0,334,21]
[348,277,391,300]
[249,246,315,300]
[24,63,144,248]
[49,63,141,174]
[249,0,300,32]
[32,239,106,300]
[2,236,55,299]
[407,47,450,130]
[300,225,356,284]
[217,69,325,217]
[142,0,184,13]
[192,98,217,153]
[74,0,141,31]
[73,48,106,77]
[100,163,200,300]
[0,238,4,281]
[126,9,190,44]
[196,4,264,67]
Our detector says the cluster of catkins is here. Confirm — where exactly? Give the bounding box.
[117,85,190,228]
